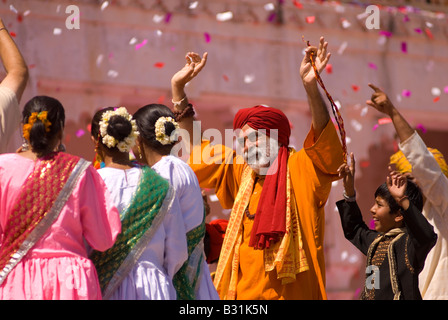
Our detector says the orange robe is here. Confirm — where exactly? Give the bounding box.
[189,121,343,299]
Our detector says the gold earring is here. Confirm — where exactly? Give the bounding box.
[137,145,143,160]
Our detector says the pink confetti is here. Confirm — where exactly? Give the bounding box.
[372,124,379,131]
[368,62,377,70]
[204,32,211,43]
[306,16,315,24]
[402,90,411,97]
[76,129,85,138]
[164,13,172,23]
[414,28,422,34]
[325,64,333,74]
[135,39,148,50]
[378,117,392,125]
[416,124,427,133]
[379,30,392,37]
[401,42,407,53]
[444,86,448,94]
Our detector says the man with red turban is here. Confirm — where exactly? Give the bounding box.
[170,37,344,300]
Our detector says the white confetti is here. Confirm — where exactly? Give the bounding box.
[129,37,138,45]
[350,119,363,132]
[431,87,441,96]
[96,54,104,67]
[101,1,109,11]
[53,28,62,35]
[9,5,18,14]
[216,11,233,22]
[337,41,348,55]
[244,74,255,84]
[189,1,199,9]
[264,3,275,11]
[341,19,351,29]
[153,14,164,24]
[360,106,368,117]
[107,70,119,78]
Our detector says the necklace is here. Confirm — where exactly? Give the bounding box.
[245,205,255,220]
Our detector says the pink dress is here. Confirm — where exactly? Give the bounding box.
[0,154,121,300]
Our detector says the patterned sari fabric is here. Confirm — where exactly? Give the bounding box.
[89,166,174,299]
[0,152,87,285]
[172,211,206,300]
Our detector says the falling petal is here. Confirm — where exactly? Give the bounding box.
[204,32,211,43]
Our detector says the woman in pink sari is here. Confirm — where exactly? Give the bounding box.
[0,96,121,299]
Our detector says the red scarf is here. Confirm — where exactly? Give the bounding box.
[233,105,291,249]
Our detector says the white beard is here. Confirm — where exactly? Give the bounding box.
[244,138,279,175]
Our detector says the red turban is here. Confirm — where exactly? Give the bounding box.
[233,105,291,249]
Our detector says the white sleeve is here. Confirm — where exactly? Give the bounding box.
[0,86,20,154]
[399,131,448,217]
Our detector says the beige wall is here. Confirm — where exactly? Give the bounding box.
[3,0,447,299]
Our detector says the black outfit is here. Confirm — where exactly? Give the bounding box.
[336,199,437,300]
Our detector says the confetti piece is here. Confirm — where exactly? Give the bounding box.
[402,90,411,97]
[360,106,368,117]
[53,28,62,35]
[154,62,165,68]
[164,13,172,23]
[351,85,360,92]
[341,18,351,29]
[368,62,377,70]
[216,11,233,22]
[425,28,434,39]
[414,28,422,34]
[401,42,407,53]
[305,16,315,24]
[379,30,392,37]
[135,39,148,50]
[325,64,333,74]
[189,1,199,9]
[378,117,392,125]
[153,14,164,23]
[350,119,363,132]
[76,129,85,138]
[244,74,255,84]
[9,32,16,38]
[337,41,348,55]
[293,1,303,9]
[96,54,104,67]
[433,96,440,103]
[107,70,118,78]
[264,3,275,11]
[360,160,370,168]
[101,1,109,11]
[431,87,441,96]
[9,4,18,14]
[204,32,211,43]
[129,37,138,45]
[222,75,229,81]
[416,124,427,133]
[444,86,448,94]
[267,12,276,22]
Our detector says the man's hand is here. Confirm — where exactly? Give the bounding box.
[171,52,207,98]
[366,83,395,116]
[300,37,330,87]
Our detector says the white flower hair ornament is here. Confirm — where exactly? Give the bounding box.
[99,107,140,152]
[154,116,179,145]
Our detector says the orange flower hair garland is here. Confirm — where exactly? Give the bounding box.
[22,111,52,141]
